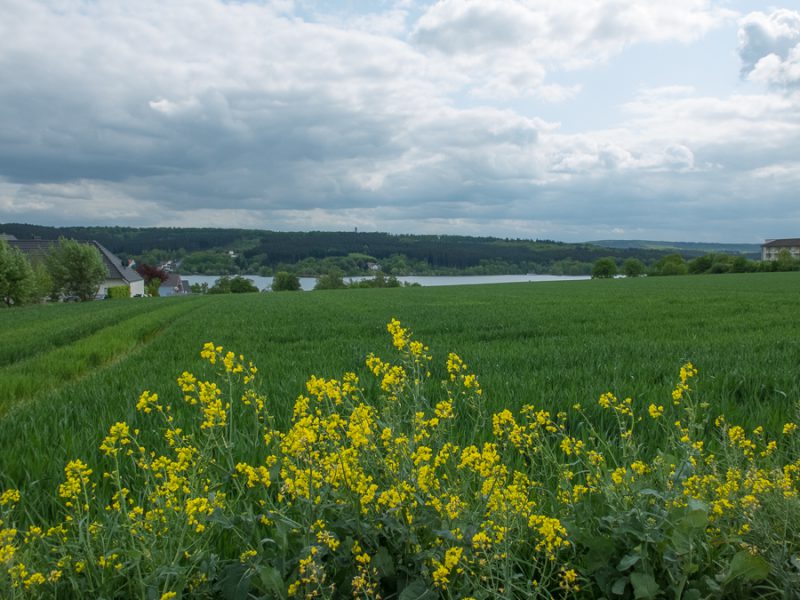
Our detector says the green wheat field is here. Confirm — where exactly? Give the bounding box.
[1,272,799,598]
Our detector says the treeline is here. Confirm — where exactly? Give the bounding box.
[0,238,109,306]
[591,251,800,279]
[1,224,686,276]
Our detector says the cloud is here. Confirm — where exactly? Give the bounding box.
[738,9,800,88]
[0,0,798,244]
[412,0,733,97]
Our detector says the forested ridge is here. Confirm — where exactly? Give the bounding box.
[0,223,723,276]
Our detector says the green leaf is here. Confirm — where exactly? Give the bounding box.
[257,565,285,598]
[611,577,628,595]
[399,579,435,600]
[618,554,641,571]
[724,550,770,583]
[372,545,395,578]
[630,572,660,599]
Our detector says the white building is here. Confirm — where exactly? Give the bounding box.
[761,238,800,261]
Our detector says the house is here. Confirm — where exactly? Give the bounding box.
[159,272,190,296]
[8,239,145,297]
[761,239,800,261]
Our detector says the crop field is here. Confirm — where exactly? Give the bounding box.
[1,272,799,598]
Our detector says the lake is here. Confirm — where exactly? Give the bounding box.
[181,274,589,292]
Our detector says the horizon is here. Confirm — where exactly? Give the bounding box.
[1,1,799,243]
[0,221,766,247]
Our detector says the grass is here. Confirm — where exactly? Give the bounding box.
[2,272,800,598]
[1,272,798,505]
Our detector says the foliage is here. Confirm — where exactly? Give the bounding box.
[46,238,107,301]
[272,271,301,292]
[622,258,645,278]
[0,240,35,307]
[134,264,168,284]
[347,273,401,289]
[314,269,346,290]
[230,277,259,293]
[650,254,689,277]
[145,279,161,297]
[592,257,618,279]
[30,263,54,302]
[106,285,130,300]
[2,320,799,598]
[0,223,693,277]
[208,276,260,294]
[190,282,209,294]
[774,249,800,272]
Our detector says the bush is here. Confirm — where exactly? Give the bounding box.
[106,285,130,299]
[229,276,259,294]
[591,257,617,279]
[650,253,688,276]
[272,271,301,292]
[314,269,346,290]
[622,258,645,278]
[2,322,798,597]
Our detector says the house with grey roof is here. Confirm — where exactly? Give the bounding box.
[159,272,190,296]
[8,239,145,298]
[761,238,800,261]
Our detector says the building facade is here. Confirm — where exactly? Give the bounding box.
[761,239,800,261]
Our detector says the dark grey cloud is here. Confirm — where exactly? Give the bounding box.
[0,1,798,243]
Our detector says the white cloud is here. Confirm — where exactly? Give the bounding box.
[739,9,800,88]
[412,0,733,97]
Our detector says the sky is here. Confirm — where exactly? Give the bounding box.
[1,1,800,243]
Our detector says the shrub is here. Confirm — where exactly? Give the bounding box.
[314,269,346,290]
[1,322,798,598]
[272,271,301,292]
[622,258,645,278]
[591,257,617,279]
[106,285,130,299]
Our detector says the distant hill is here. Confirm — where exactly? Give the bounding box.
[587,240,761,258]
[0,223,744,276]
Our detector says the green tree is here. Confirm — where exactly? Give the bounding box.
[688,254,713,275]
[272,271,301,292]
[31,263,54,301]
[229,276,259,293]
[775,248,799,272]
[46,238,107,301]
[0,239,35,306]
[591,257,617,279]
[622,258,645,278]
[314,269,346,290]
[651,253,688,276]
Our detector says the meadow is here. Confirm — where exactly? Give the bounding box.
[1,272,799,598]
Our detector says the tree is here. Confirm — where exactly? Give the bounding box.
[775,249,799,272]
[46,238,107,301]
[135,263,169,297]
[0,239,35,306]
[229,276,259,293]
[622,258,645,278]
[272,271,301,292]
[591,257,617,279]
[314,269,346,290]
[650,254,688,276]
